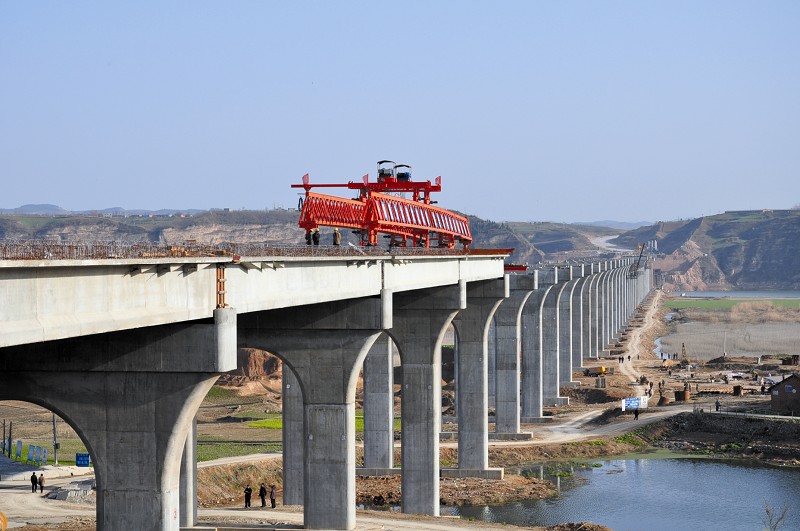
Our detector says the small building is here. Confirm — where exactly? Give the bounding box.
[769,373,800,413]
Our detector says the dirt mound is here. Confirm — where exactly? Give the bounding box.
[563,387,627,405]
[220,348,281,384]
[356,474,555,508]
[646,412,800,463]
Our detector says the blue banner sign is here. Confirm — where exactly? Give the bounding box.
[76,453,91,467]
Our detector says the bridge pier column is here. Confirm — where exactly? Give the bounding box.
[520,284,547,421]
[452,278,507,470]
[0,308,237,531]
[559,267,584,388]
[572,269,588,372]
[179,416,198,528]
[494,274,537,433]
[362,334,394,469]
[542,269,568,407]
[392,284,464,517]
[238,298,387,530]
[282,367,304,505]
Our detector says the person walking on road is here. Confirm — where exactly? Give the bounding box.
[715,399,721,412]
[243,485,252,508]
[634,408,640,420]
[38,473,44,493]
[259,483,267,507]
[30,472,37,493]
[269,484,277,508]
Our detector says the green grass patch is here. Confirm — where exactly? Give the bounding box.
[613,432,647,447]
[668,298,800,310]
[667,299,740,310]
[566,440,607,446]
[197,439,281,462]
[247,416,283,429]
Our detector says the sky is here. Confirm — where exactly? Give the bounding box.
[1,2,799,223]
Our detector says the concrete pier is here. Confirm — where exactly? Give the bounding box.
[362,335,395,469]
[281,368,304,505]
[238,298,387,530]
[452,278,507,471]
[179,417,198,528]
[520,284,549,421]
[542,269,568,407]
[493,273,537,433]
[392,285,464,517]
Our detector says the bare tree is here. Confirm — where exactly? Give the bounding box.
[762,499,789,531]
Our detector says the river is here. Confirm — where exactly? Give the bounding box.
[452,457,800,530]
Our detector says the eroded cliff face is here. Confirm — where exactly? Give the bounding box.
[157,223,300,245]
[657,240,734,292]
[220,348,282,384]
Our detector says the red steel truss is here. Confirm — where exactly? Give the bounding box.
[292,163,472,248]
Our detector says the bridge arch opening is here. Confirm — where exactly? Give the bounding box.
[0,399,97,500]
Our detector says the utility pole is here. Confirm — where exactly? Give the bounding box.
[52,414,59,465]
[7,421,12,458]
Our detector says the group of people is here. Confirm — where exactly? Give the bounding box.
[29,472,44,493]
[617,355,631,363]
[305,227,342,246]
[243,483,277,509]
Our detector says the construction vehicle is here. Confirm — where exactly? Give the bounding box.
[584,366,613,377]
[628,243,646,278]
[292,161,472,248]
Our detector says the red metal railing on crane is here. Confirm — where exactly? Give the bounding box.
[292,163,472,248]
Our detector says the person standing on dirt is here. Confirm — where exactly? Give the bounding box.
[269,484,277,508]
[37,473,44,493]
[259,483,267,507]
[30,472,37,493]
[243,485,253,508]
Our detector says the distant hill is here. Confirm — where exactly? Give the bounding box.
[613,209,800,291]
[0,204,69,215]
[0,206,628,265]
[10,206,797,290]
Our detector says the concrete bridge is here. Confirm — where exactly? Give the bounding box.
[0,244,652,530]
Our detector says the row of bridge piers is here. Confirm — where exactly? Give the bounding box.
[0,253,651,531]
[183,258,652,530]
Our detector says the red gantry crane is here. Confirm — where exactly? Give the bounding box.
[291,161,472,248]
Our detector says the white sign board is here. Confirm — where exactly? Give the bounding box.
[622,396,649,411]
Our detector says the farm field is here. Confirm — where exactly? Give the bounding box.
[660,298,800,361]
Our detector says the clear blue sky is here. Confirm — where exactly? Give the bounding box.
[2,2,798,223]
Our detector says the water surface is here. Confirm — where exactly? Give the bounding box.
[453,458,800,531]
